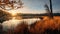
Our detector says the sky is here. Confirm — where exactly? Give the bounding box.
[8,0,60,14]
[21,0,60,13]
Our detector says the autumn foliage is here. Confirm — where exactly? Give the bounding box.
[12,16,60,34]
[2,16,60,34]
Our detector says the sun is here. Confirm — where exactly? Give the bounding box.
[11,11,17,16]
[7,9,18,16]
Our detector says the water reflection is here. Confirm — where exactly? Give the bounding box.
[2,17,40,31]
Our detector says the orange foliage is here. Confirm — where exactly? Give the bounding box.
[29,16,60,34]
[4,16,60,34]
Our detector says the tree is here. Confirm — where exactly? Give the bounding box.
[0,0,23,10]
[44,4,52,18]
[0,10,12,23]
[44,0,53,18]
[49,0,53,18]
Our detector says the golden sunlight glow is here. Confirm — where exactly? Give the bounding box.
[11,17,17,22]
[11,17,20,23]
[11,17,16,22]
[10,11,17,16]
[8,10,18,16]
[7,7,46,14]
[12,17,16,20]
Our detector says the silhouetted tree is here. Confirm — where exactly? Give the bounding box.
[44,4,51,18]
[49,0,53,18]
[44,0,53,18]
[0,0,23,10]
[0,10,12,23]
[44,4,53,18]
[44,4,50,13]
